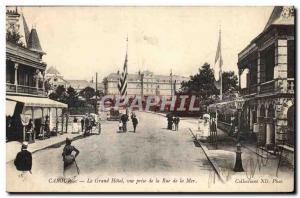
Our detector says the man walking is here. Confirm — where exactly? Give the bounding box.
[120,113,129,132]
[174,117,180,131]
[84,113,90,136]
[14,142,32,177]
[80,117,84,132]
[131,114,138,133]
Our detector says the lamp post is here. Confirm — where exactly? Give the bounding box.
[233,96,245,172]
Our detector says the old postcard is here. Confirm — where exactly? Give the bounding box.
[6,6,295,192]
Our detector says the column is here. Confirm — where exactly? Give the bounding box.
[32,107,36,140]
[257,51,261,93]
[274,39,288,91]
[249,108,253,131]
[35,69,40,89]
[55,108,58,134]
[42,71,45,93]
[14,63,19,92]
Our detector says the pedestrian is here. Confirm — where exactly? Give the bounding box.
[175,117,180,131]
[42,116,50,139]
[14,142,32,179]
[120,113,129,132]
[84,113,90,136]
[118,120,123,132]
[72,117,79,134]
[62,138,80,177]
[80,117,84,132]
[132,115,138,132]
[167,115,173,130]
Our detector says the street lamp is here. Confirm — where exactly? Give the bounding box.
[233,96,245,172]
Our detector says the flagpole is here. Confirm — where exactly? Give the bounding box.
[219,28,222,101]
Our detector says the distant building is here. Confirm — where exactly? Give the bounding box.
[67,79,104,93]
[6,8,67,141]
[103,70,189,97]
[45,66,69,90]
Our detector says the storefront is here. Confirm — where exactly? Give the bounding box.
[6,95,67,142]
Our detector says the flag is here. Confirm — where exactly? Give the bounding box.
[118,39,128,97]
[214,30,223,90]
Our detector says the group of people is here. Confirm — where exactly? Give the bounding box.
[80,113,100,136]
[118,112,138,133]
[167,115,180,131]
[15,137,80,178]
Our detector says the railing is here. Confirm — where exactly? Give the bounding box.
[250,84,257,94]
[6,83,46,96]
[240,88,249,95]
[259,80,275,94]
[237,78,294,96]
[240,84,257,96]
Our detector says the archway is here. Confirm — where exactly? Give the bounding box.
[266,104,275,147]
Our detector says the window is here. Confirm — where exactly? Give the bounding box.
[288,40,295,78]
[261,44,275,82]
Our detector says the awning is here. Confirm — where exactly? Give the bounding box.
[6,99,17,116]
[6,95,68,108]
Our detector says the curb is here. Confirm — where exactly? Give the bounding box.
[188,128,225,183]
[6,133,85,164]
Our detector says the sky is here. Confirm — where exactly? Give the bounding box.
[17,6,273,81]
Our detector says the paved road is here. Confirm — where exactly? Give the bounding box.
[7,112,214,191]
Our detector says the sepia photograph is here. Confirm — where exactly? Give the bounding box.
[5,5,295,193]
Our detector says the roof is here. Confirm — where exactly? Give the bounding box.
[264,6,294,30]
[27,28,45,54]
[6,95,67,108]
[105,72,189,82]
[67,80,104,90]
[238,6,294,64]
[46,66,61,75]
[22,14,30,46]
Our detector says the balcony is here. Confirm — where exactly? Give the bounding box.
[258,78,295,95]
[6,83,46,97]
[242,78,294,96]
[260,80,275,94]
[240,84,257,96]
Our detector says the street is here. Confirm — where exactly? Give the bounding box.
[7,112,215,191]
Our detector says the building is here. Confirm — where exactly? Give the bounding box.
[103,70,189,97]
[237,7,294,157]
[45,66,69,91]
[6,8,67,141]
[67,79,104,93]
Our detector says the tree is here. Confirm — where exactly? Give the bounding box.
[180,63,218,105]
[6,29,24,47]
[66,86,79,107]
[180,63,238,105]
[222,71,238,94]
[79,86,95,101]
[49,85,68,103]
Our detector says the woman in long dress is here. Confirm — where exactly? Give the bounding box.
[62,138,80,177]
[72,117,79,133]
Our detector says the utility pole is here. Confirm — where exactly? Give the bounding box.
[95,72,98,114]
[139,70,144,100]
[170,69,173,96]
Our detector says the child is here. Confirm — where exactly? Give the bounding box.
[118,121,123,132]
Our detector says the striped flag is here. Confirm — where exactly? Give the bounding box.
[118,47,128,97]
[214,29,223,91]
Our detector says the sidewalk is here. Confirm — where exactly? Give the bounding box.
[6,132,83,163]
[190,127,294,183]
